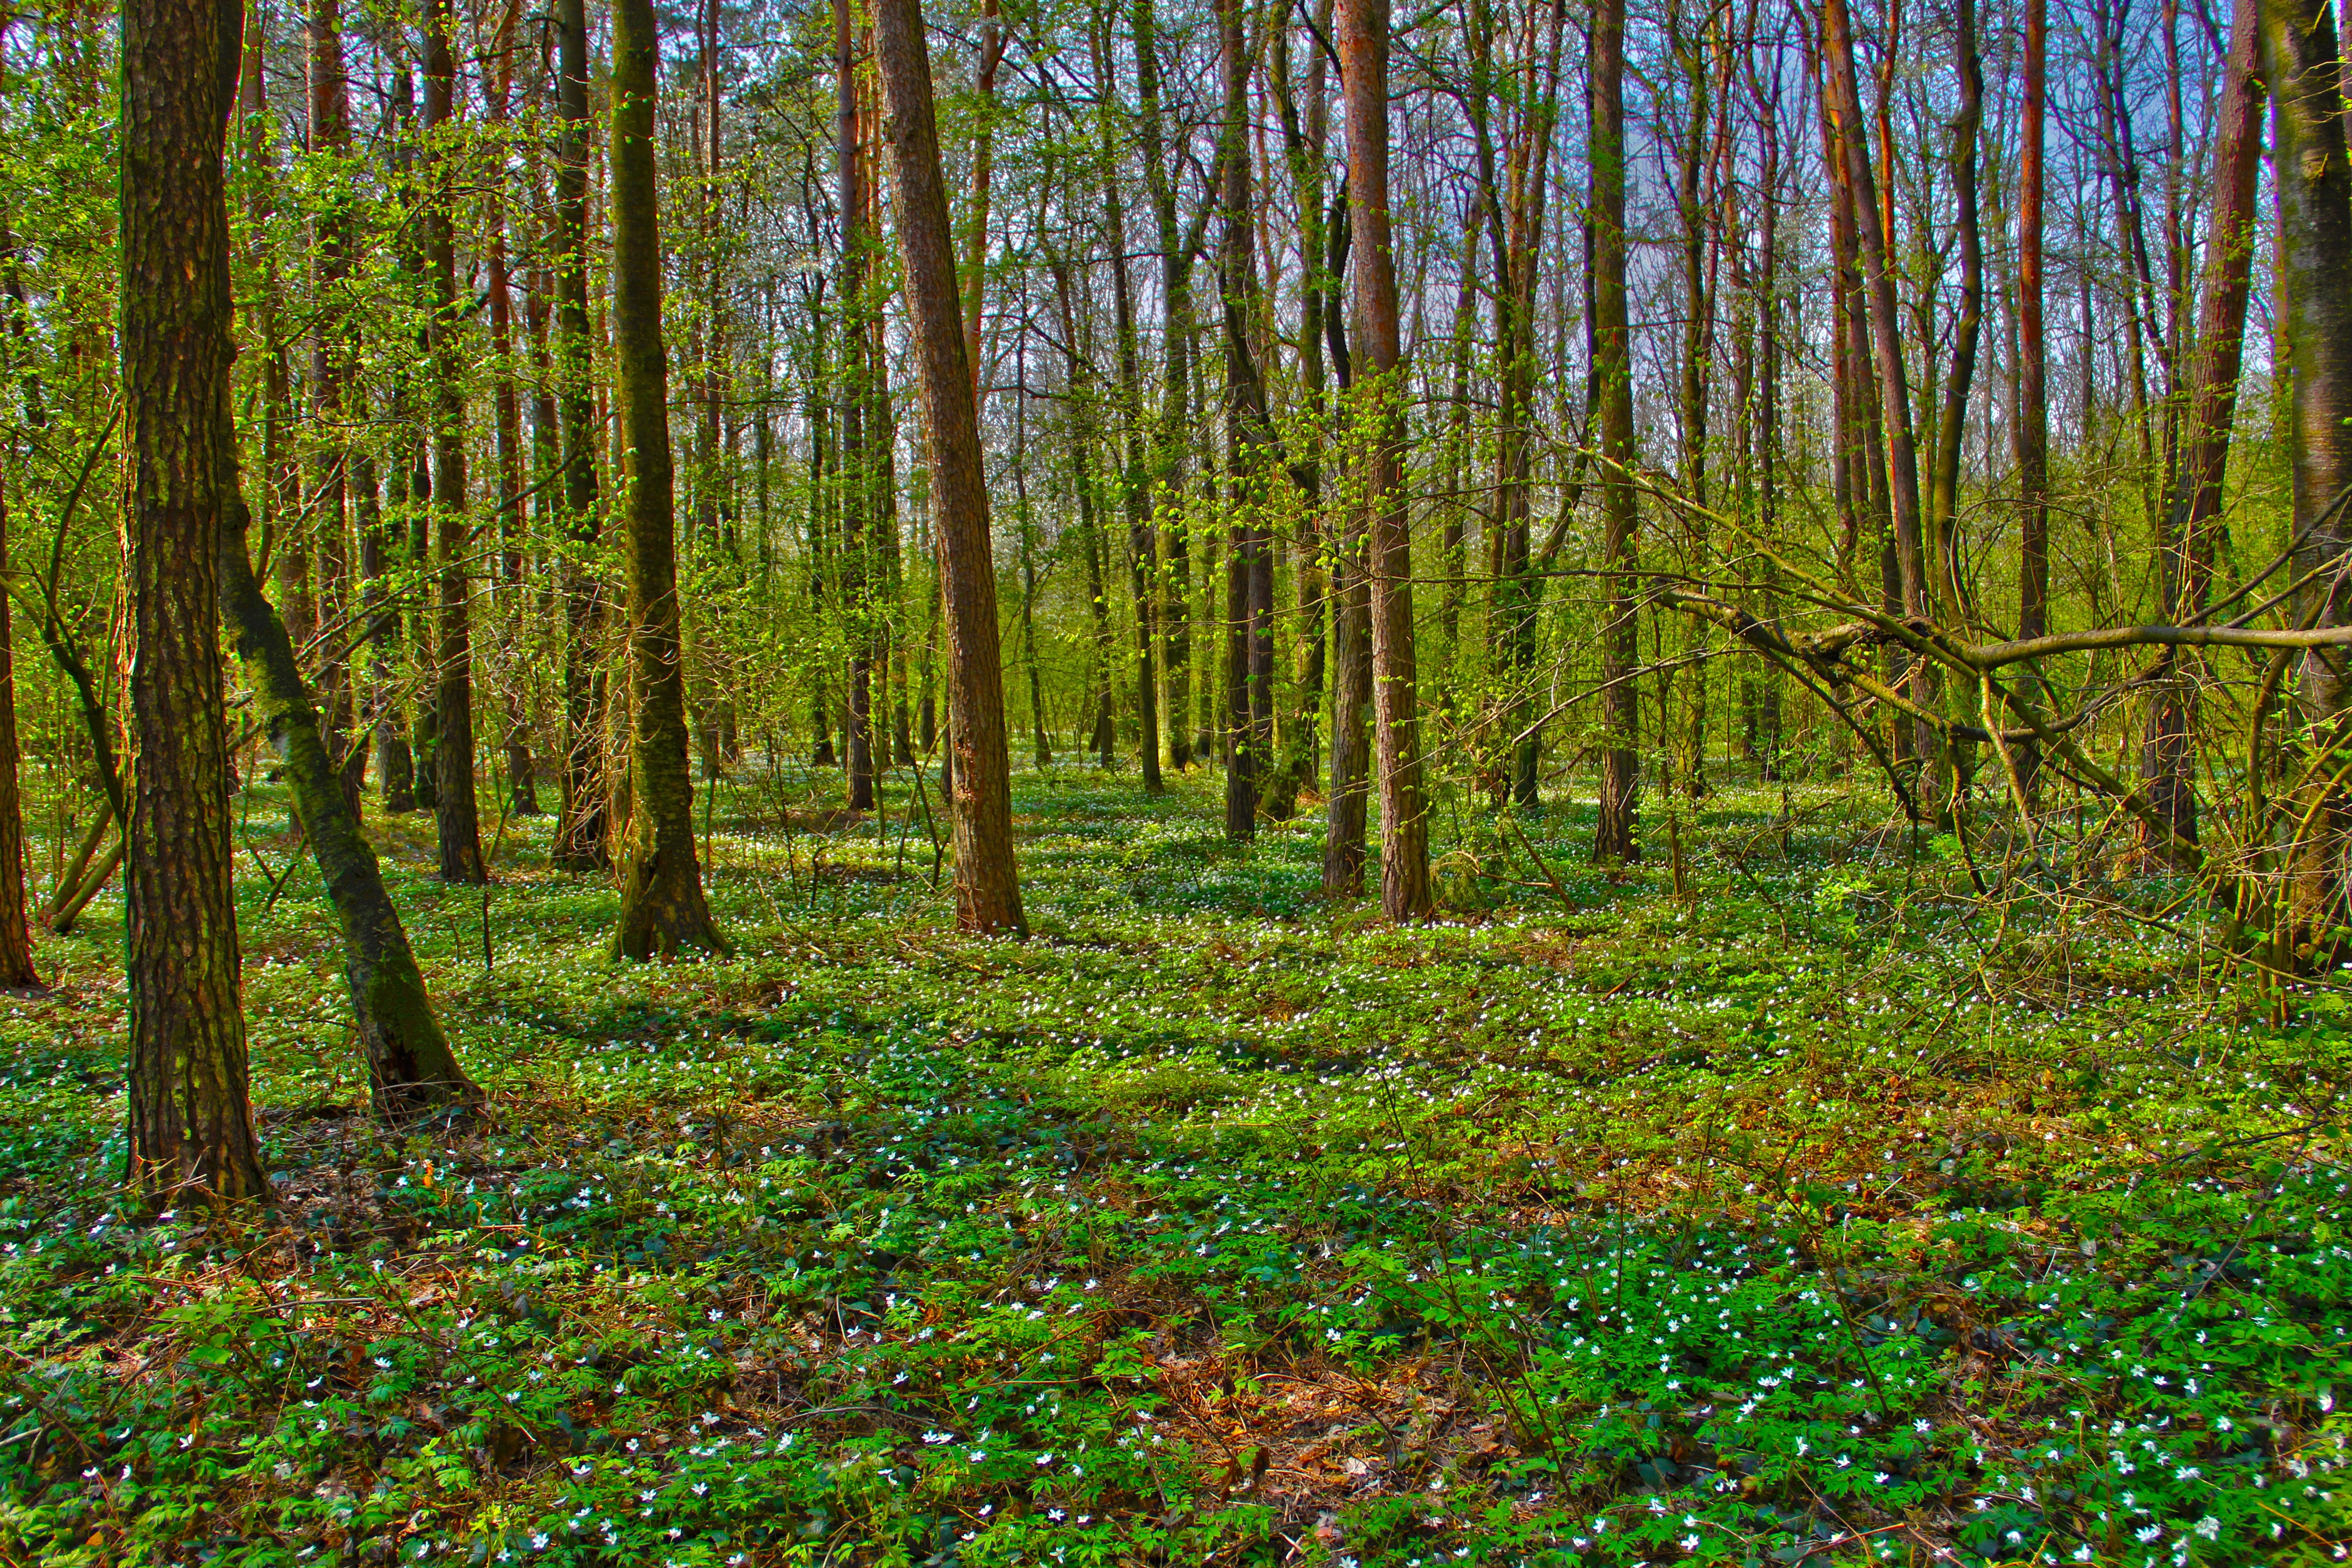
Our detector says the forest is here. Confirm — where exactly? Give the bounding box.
[1,0,2351,1556]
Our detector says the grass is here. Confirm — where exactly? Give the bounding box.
[1,761,2348,1567]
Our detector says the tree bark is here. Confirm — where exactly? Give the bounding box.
[1592,0,1640,866]
[2016,0,2048,800]
[221,503,479,1116]
[610,0,727,958]
[423,0,485,883]
[0,474,39,989]
[551,0,610,871]
[2140,0,2264,853]
[1219,0,1274,842]
[1339,0,1430,919]
[122,0,265,1203]
[873,0,1027,935]
[307,0,361,821]
[2262,0,2352,962]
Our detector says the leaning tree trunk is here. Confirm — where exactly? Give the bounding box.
[874,0,1026,936]
[610,0,727,958]
[122,0,265,1203]
[2263,0,2352,965]
[1592,0,1640,867]
[1339,0,1431,919]
[423,0,485,883]
[2139,0,2264,855]
[221,501,480,1117]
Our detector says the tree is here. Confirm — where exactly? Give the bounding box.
[873,0,1026,936]
[2139,0,2265,853]
[220,503,480,1117]
[1591,0,1639,867]
[1218,0,1274,842]
[423,0,485,883]
[2261,0,2352,960]
[0,474,38,990]
[122,0,264,1202]
[610,0,726,959]
[1340,0,1431,919]
[550,0,610,873]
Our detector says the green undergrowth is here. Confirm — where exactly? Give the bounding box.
[2,766,2348,1567]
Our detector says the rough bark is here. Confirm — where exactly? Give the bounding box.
[0,475,39,988]
[610,0,727,958]
[1219,0,1275,842]
[122,0,265,1203]
[873,0,1027,935]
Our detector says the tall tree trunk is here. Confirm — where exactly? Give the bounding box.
[1321,198,1367,895]
[423,0,486,883]
[0,476,38,989]
[1134,0,1195,770]
[1826,0,1937,798]
[483,10,537,819]
[1095,5,1163,793]
[838,0,877,812]
[2016,0,2048,801]
[610,0,727,958]
[1218,0,1274,842]
[1339,0,1430,918]
[2263,0,2352,963]
[123,0,264,1203]
[1593,0,1640,866]
[551,0,610,870]
[873,0,1027,936]
[2139,0,2264,853]
[307,0,361,821]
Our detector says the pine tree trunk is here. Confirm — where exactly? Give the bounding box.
[122,0,265,1203]
[611,0,727,958]
[873,0,1027,936]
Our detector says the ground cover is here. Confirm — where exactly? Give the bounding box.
[2,768,2347,1567]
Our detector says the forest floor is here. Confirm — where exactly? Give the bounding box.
[1,763,2348,1568]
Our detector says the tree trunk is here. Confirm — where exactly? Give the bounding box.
[1321,213,1367,897]
[307,0,361,822]
[1094,4,1163,793]
[2140,0,2264,853]
[1339,0,1430,919]
[1592,0,1640,866]
[873,0,1027,936]
[838,0,877,813]
[221,503,479,1116]
[122,0,265,1203]
[1219,0,1274,843]
[1134,0,1195,771]
[2016,0,2048,801]
[423,0,486,883]
[610,0,727,958]
[2263,0,2352,963]
[0,475,39,988]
